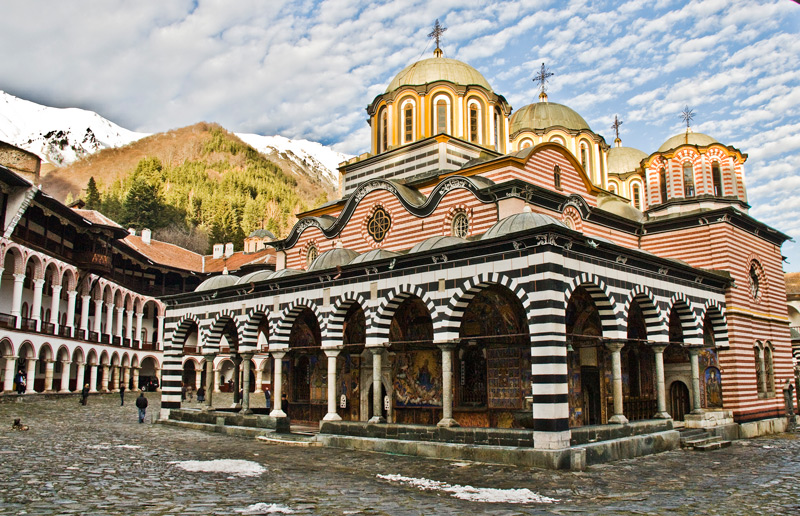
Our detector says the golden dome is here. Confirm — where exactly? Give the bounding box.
[385,57,493,93]
[510,101,591,134]
[657,132,717,152]
[607,146,648,175]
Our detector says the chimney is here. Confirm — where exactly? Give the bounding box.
[213,244,224,259]
[128,228,136,236]
[225,242,234,258]
[142,228,151,245]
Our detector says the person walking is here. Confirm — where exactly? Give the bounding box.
[135,391,148,423]
[119,382,126,406]
[80,383,90,405]
[15,369,26,394]
[264,386,272,412]
[197,385,205,403]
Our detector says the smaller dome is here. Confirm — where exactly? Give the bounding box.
[350,248,400,264]
[269,269,302,279]
[248,229,275,239]
[481,212,566,240]
[386,57,492,93]
[607,146,648,175]
[236,270,274,285]
[597,194,645,223]
[195,274,239,292]
[510,101,591,134]
[657,132,717,152]
[307,248,359,271]
[409,236,468,254]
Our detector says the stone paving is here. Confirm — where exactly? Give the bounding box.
[0,393,799,515]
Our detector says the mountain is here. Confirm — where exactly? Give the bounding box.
[0,90,348,193]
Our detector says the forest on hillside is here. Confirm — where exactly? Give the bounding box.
[83,127,326,253]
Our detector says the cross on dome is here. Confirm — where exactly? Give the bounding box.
[428,19,447,57]
[681,106,695,130]
[533,63,554,101]
[612,115,623,146]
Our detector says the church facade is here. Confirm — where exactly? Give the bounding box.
[161,46,795,458]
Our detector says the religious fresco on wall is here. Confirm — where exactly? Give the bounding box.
[281,358,290,399]
[704,367,723,408]
[487,347,522,409]
[392,350,442,407]
[336,353,361,420]
[664,343,690,364]
[460,287,524,339]
[567,350,584,427]
[308,354,327,403]
[389,297,433,344]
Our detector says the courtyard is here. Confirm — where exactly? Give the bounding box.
[0,393,798,515]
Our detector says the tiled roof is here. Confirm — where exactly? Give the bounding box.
[122,234,204,272]
[203,248,276,273]
[73,209,124,228]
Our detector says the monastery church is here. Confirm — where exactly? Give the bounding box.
[158,36,794,466]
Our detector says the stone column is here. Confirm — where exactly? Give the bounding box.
[3,356,17,392]
[195,371,203,390]
[66,290,78,336]
[89,364,99,393]
[323,349,342,421]
[116,307,125,339]
[111,365,119,389]
[100,365,109,392]
[44,360,55,392]
[59,360,71,392]
[25,358,37,394]
[125,309,134,341]
[606,341,628,424]
[49,284,62,333]
[204,355,216,410]
[135,312,144,345]
[368,347,386,423]
[80,295,91,336]
[689,347,704,414]
[93,299,103,337]
[213,367,222,393]
[437,343,458,427]
[232,354,242,404]
[31,278,45,329]
[651,343,670,419]
[269,351,287,417]
[105,303,115,339]
[255,362,264,390]
[132,367,140,390]
[241,353,253,414]
[123,366,131,388]
[11,273,26,327]
[76,362,85,392]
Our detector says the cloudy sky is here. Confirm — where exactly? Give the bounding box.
[2,0,800,268]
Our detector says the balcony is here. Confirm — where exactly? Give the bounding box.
[40,322,55,335]
[74,251,112,274]
[58,326,72,338]
[0,313,14,329]
[20,317,37,332]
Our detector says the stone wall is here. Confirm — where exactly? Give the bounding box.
[0,141,41,184]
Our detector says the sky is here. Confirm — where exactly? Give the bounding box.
[1,0,800,269]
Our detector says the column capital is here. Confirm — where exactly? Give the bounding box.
[687,345,703,356]
[437,342,457,352]
[648,342,668,353]
[240,352,254,360]
[270,351,286,360]
[13,272,26,281]
[32,278,45,287]
[204,353,217,361]
[604,340,626,353]
[324,348,341,359]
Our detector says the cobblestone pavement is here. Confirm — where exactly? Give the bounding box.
[1,393,799,515]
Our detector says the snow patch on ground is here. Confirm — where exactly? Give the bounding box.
[88,444,140,450]
[171,459,266,477]
[377,474,558,504]
[236,503,294,514]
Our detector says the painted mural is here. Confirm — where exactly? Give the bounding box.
[336,352,361,420]
[393,350,442,407]
[389,297,433,344]
[308,354,327,403]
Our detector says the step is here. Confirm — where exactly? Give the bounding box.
[684,435,723,448]
[256,434,321,447]
[694,440,731,451]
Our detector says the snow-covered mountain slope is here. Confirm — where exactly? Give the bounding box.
[236,133,348,187]
[0,90,148,166]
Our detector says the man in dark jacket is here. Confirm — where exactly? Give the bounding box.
[80,383,90,405]
[136,391,148,423]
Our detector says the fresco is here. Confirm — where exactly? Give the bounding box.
[389,297,432,344]
[336,353,361,420]
[309,354,326,403]
[705,367,723,408]
[393,350,442,407]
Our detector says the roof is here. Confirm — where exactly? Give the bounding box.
[203,248,275,274]
[482,211,566,240]
[786,272,800,296]
[195,274,239,292]
[73,209,124,229]
[510,101,591,133]
[410,236,468,253]
[386,57,492,93]
[308,248,359,271]
[658,131,718,152]
[247,228,275,239]
[349,248,400,264]
[122,234,204,272]
[608,146,648,175]
[597,194,645,223]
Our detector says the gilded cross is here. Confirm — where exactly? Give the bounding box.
[612,115,623,140]
[428,19,447,49]
[533,63,554,95]
[680,106,695,130]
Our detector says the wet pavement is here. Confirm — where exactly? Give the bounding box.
[0,393,798,515]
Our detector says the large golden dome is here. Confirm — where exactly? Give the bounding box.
[608,146,648,174]
[510,101,591,134]
[657,132,717,152]
[385,57,493,93]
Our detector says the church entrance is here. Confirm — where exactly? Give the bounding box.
[287,308,324,424]
[337,303,365,421]
[669,381,691,421]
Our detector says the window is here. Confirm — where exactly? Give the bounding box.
[306,244,318,268]
[494,110,501,151]
[749,262,760,300]
[367,207,391,242]
[683,162,695,197]
[553,164,562,190]
[403,103,414,143]
[764,344,775,396]
[580,144,589,170]
[451,212,469,238]
[379,109,388,153]
[609,183,617,194]
[712,162,722,196]
[754,344,766,397]
[632,184,641,209]
[436,100,447,134]
[469,105,479,143]
[659,167,668,201]
[549,135,565,146]
[520,138,533,149]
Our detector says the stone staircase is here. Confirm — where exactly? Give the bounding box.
[679,428,732,451]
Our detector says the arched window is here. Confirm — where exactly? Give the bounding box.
[683,162,695,197]
[379,108,388,153]
[468,100,481,144]
[22,302,29,319]
[494,109,501,151]
[520,138,533,149]
[764,343,775,396]
[632,184,641,209]
[608,183,617,194]
[553,164,562,190]
[659,167,668,201]
[712,161,722,196]
[549,135,565,146]
[401,100,415,144]
[754,344,766,397]
[306,244,318,268]
[750,262,760,300]
[580,142,590,174]
[451,212,469,238]
[434,95,450,135]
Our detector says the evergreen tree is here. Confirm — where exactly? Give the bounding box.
[85,177,101,210]
[121,175,164,230]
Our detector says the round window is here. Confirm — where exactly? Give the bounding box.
[451,212,469,238]
[306,244,318,267]
[367,207,391,242]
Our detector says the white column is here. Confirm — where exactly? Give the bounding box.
[89,364,99,393]
[369,347,386,424]
[269,351,286,418]
[123,366,131,388]
[25,358,37,394]
[116,307,125,338]
[100,365,109,392]
[59,360,71,392]
[135,312,144,344]
[606,341,628,425]
[323,349,341,421]
[241,353,253,414]
[93,299,103,336]
[157,315,165,350]
[132,367,140,390]
[195,371,203,390]
[437,343,458,427]
[689,347,703,414]
[80,296,91,335]
[11,273,25,327]
[255,363,264,390]
[44,360,55,392]
[31,278,45,328]
[125,309,134,340]
[3,356,17,392]
[75,362,85,393]
[49,284,62,332]
[652,344,670,419]
[66,290,78,335]
[204,355,215,410]
[105,303,115,338]
[213,368,222,393]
